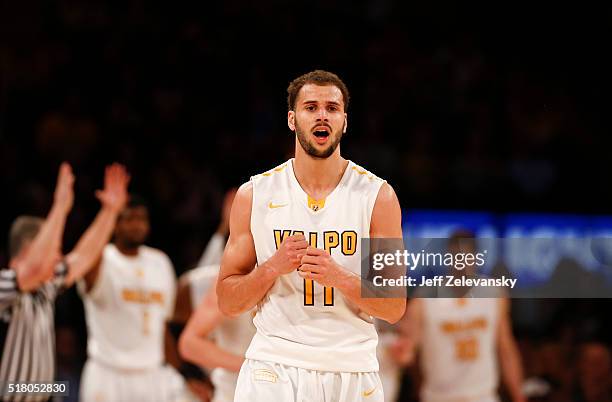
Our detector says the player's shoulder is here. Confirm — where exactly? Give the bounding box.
[345,160,387,195]
[347,161,384,182]
[102,243,120,260]
[231,181,253,211]
[250,159,291,185]
[141,245,173,265]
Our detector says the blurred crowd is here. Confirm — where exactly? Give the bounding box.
[1,1,611,400]
[2,2,611,269]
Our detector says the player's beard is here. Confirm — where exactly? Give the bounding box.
[295,118,343,159]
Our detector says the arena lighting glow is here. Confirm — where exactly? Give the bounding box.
[403,210,612,284]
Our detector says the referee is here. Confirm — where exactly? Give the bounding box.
[0,163,129,402]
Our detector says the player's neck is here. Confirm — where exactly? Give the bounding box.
[294,149,348,197]
[115,242,139,256]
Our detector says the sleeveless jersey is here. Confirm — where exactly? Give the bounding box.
[420,298,500,401]
[246,158,385,372]
[186,265,256,395]
[79,244,176,370]
[185,265,218,309]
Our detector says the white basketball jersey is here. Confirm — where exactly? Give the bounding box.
[247,158,385,372]
[80,244,176,370]
[211,303,256,401]
[420,298,500,402]
[185,265,218,309]
[186,265,256,397]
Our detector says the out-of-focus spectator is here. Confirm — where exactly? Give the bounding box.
[574,342,612,402]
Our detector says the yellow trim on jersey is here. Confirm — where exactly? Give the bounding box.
[307,195,325,212]
[260,164,287,178]
[352,166,374,180]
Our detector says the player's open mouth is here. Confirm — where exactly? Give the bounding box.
[312,127,330,144]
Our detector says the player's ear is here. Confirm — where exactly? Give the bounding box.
[288,110,296,132]
[343,114,348,134]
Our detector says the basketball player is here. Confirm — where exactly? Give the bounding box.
[172,266,216,402]
[172,191,239,402]
[375,319,406,402]
[78,196,187,402]
[216,70,406,402]
[174,187,238,326]
[400,233,526,402]
[179,263,256,402]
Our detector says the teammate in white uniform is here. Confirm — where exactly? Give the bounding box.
[179,264,256,402]
[173,189,239,402]
[216,70,406,402]
[79,197,187,402]
[375,319,404,402]
[400,233,526,402]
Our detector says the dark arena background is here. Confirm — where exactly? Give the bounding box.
[1,2,611,401]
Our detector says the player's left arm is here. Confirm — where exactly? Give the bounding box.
[64,164,129,286]
[299,183,406,323]
[179,280,245,373]
[497,298,527,402]
[172,276,193,325]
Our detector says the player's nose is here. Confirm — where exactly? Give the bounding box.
[316,108,329,120]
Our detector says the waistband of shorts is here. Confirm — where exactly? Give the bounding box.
[89,357,163,374]
[244,358,380,375]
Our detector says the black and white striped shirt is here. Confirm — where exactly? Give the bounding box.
[0,263,67,402]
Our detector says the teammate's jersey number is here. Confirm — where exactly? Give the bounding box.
[455,337,479,361]
[142,310,150,336]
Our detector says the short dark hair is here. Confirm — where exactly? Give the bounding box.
[287,70,350,112]
[9,215,44,258]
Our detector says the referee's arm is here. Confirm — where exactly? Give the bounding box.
[16,163,74,292]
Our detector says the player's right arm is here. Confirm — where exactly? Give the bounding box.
[65,164,129,287]
[216,182,308,316]
[17,163,74,291]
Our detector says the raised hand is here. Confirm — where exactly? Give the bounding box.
[95,163,130,213]
[53,162,75,214]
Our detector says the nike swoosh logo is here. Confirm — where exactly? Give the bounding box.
[268,202,288,209]
[363,387,376,397]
